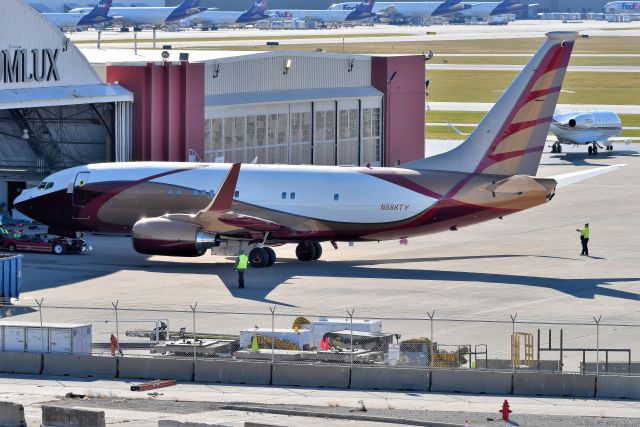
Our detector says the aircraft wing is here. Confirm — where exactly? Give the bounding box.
[550,165,626,188]
[164,163,289,234]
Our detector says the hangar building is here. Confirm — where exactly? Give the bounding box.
[101,49,426,168]
[0,0,133,219]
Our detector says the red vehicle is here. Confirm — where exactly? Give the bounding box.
[0,234,91,255]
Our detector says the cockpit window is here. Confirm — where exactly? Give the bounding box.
[38,182,54,190]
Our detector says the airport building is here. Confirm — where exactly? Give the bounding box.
[0,1,133,218]
[101,50,426,167]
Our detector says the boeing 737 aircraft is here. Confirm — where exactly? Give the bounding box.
[328,0,468,21]
[550,111,623,154]
[270,0,376,23]
[43,0,114,29]
[186,0,269,29]
[604,1,640,13]
[14,32,624,268]
[70,0,202,28]
[458,0,531,20]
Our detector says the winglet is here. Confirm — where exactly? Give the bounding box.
[204,163,241,212]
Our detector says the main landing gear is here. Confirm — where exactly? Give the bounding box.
[551,142,562,153]
[246,242,324,268]
[588,142,599,155]
[248,246,276,268]
[295,242,323,262]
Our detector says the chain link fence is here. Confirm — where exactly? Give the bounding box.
[1,300,639,375]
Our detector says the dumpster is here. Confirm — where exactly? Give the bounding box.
[0,254,22,304]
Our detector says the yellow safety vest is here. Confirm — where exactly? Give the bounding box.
[581,227,590,239]
[237,254,248,270]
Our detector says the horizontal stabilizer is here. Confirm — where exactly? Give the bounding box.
[551,164,626,188]
[483,175,548,194]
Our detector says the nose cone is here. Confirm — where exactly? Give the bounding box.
[13,188,33,217]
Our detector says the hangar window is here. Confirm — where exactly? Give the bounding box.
[361,107,382,166]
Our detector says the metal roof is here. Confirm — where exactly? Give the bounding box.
[0,84,133,110]
[206,86,382,107]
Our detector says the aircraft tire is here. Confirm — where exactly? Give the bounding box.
[312,242,323,260]
[7,243,16,252]
[249,247,269,268]
[295,242,317,262]
[264,247,276,267]
[557,144,562,153]
[593,145,598,155]
[588,146,593,155]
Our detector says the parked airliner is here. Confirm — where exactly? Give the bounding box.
[186,0,269,29]
[43,0,114,29]
[70,0,202,28]
[604,1,640,13]
[328,0,468,22]
[550,111,623,154]
[459,0,531,20]
[14,32,624,268]
[270,0,376,23]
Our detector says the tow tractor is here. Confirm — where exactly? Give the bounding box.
[0,234,91,255]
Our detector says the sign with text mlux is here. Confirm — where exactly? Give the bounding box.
[0,48,61,84]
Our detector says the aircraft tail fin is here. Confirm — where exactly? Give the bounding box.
[77,0,113,25]
[237,0,269,22]
[166,0,201,22]
[491,0,530,16]
[346,0,376,20]
[405,31,577,176]
[432,0,466,17]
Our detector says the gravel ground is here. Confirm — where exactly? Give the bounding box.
[53,397,640,427]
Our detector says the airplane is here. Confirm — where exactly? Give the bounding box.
[549,111,623,155]
[70,0,203,29]
[185,0,269,30]
[42,0,114,29]
[270,0,377,23]
[457,0,531,21]
[328,0,468,22]
[604,1,640,14]
[14,32,625,269]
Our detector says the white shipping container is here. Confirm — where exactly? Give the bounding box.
[4,326,25,351]
[26,327,49,352]
[310,317,382,347]
[240,328,312,350]
[0,322,92,354]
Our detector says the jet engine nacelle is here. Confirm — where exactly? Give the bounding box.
[132,217,219,257]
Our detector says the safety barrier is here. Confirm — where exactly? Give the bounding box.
[194,359,271,385]
[596,375,640,399]
[350,366,429,391]
[3,352,640,400]
[0,401,26,427]
[272,363,350,388]
[0,351,42,374]
[158,421,229,427]
[431,370,512,395]
[43,354,117,378]
[41,405,105,427]
[513,372,596,398]
[117,356,194,381]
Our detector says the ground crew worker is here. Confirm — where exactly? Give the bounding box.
[235,250,249,289]
[576,223,590,256]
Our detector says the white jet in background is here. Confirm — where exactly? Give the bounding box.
[549,111,623,155]
[42,0,114,30]
[604,1,640,14]
[185,0,269,30]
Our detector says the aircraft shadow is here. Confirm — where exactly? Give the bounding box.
[548,150,639,167]
[20,252,639,306]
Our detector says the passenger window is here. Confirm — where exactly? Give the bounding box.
[290,192,296,200]
[234,191,240,198]
[176,189,181,196]
[334,193,339,201]
[281,192,287,199]
[168,189,173,195]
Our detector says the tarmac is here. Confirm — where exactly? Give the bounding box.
[2,373,640,426]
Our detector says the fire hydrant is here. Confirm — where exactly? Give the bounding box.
[499,399,512,421]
